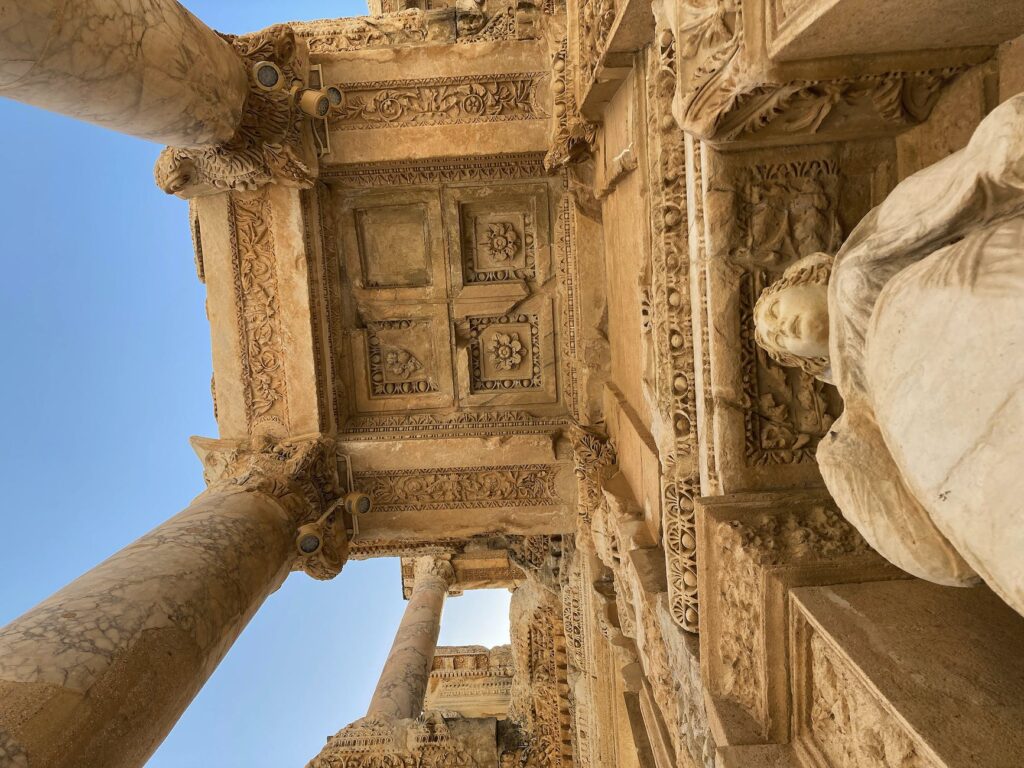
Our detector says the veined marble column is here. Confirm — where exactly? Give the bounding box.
[0,437,343,768]
[366,557,456,721]
[0,0,248,146]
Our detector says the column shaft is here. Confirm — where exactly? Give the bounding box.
[0,485,295,768]
[366,558,455,721]
[0,0,248,146]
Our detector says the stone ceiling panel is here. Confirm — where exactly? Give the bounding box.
[326,160,579,443]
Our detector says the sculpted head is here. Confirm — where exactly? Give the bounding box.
[753,252,834,378]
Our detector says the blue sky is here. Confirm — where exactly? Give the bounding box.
[0,2,510,765]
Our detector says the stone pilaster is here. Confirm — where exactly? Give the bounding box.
[0,435,344,768]
[0,0,248,146]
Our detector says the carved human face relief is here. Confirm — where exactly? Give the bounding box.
[754,283,830,359]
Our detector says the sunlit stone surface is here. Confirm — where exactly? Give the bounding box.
[3,0,1024,766]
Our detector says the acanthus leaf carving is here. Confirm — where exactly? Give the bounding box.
[156,24,318,199]
[670,0,967,145]
[805,634,925,768]
[508,582,574,767]
[228,190,291,432]
[569,426,616,525]
[191,433,347,580]
[329,74,548,130]
[353,465,562,512]
[577,0,617,88]
[713,504,870,729]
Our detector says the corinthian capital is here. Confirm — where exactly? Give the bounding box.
[412,556,456,590]
[155,24,321,199]
[191,433,347,579]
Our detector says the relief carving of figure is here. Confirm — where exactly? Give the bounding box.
[753,94,1024,615]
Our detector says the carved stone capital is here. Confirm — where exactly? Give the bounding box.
[413,556,457,590]
[191,433,347,579]
[155,24,319,199]
[569,425,617,525]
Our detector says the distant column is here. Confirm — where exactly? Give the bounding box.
[0,0,248,146]
[366,556,456,721]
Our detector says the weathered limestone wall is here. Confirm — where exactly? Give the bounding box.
[790,581,1024,768]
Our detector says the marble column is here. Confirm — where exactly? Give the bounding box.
[366,557,456,721]
[0,0,249,146]
[0,437,340,768]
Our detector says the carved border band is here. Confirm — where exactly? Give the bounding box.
[647,29,701,633]
[229,190,290,432]
[353,465,562,512]
[331,73,549,130]
[321,153,548,186]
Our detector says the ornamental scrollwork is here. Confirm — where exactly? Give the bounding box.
[329,74,548,130]
[155,24,318,199]
[569,426,616,525]
[228,190,290,432]
[644,22,701,633]
[353,465,562,512]
[191,434,346,580]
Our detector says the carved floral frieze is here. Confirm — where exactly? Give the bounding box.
[330,74,548,130]
[309,715,482,768]
[353,465,562,512]
[298,10,431,53]
[229,190,290,433]
[323,153,548,187]
[650,25,703,633]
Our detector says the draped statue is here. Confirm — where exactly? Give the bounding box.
[753,94,1024,616]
